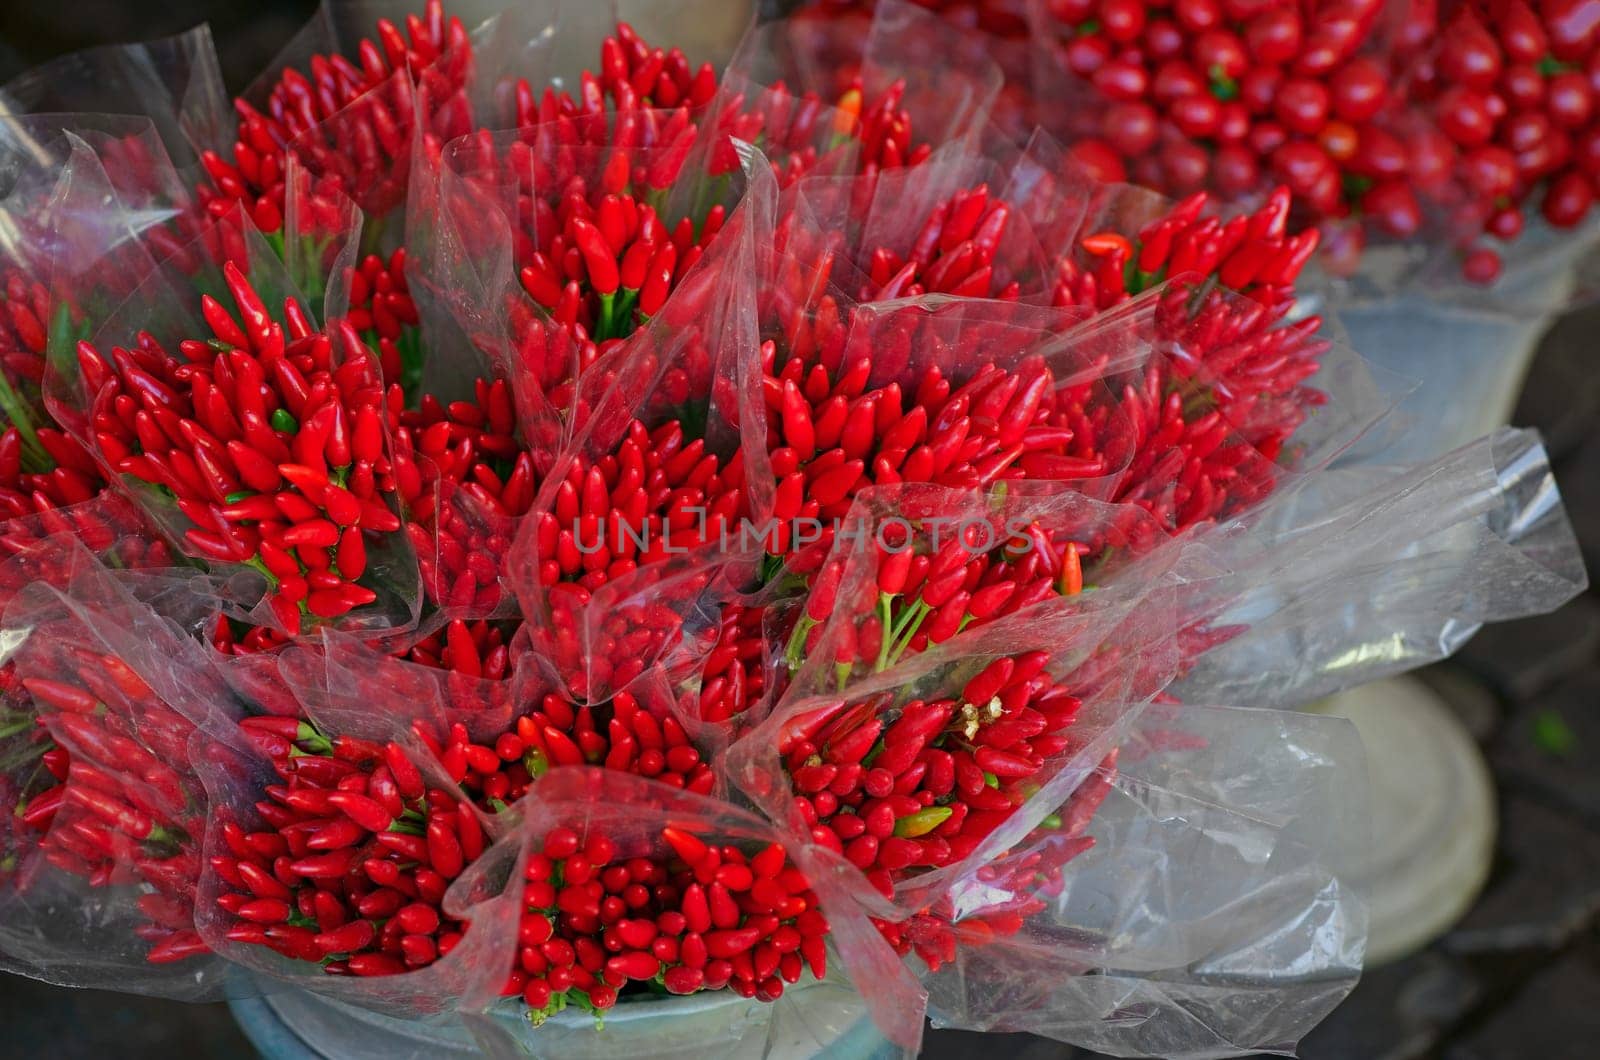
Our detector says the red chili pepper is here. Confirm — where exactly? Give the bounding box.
[709,880,744,928]
[235,898,292,924]
[66,784,161,840]
[962,657,1015,706]
[347,953,406,976]
[570,219,620,296]
[282,519,340,549]
[238,860,293,900]
[222,263,273,355]
[41,748,71,782]
[456,807,484,862]
[542,726,584,767]
[336,527,367,581]
[619,239,654,291]
[326,791,393,833]
[314,919,375,955]
[241,716,321,744]
[288,851,358,878]
[823,717,882,766]
[19,785,65,829]
[375,830,430,861]
[519,254,564,309]
[973,745,1036,779]
[807,460,863,507]
[606,951,661,980]
[638,243,676,316]
[307,818,368,851]
[661,826,709,866]
[705,925,763,959]
[384,743,425,800]
[426,817,464,878]
[146,930,210,964]
[22,678,100,714]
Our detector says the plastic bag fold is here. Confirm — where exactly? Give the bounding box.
[0,536,241,997]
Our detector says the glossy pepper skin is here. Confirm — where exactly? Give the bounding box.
[849,0,1599,283]
[0,0,1351,1026]
[76,262,401,634]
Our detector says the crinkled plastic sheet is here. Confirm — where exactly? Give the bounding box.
[454,767,924,1056]
[720,490,1373,1055]
[925,701,1367,1059]
[0,25,228,169]
[35,134,422,635]
[1173,427,1587,707]
[503,146,778,702]
[0,538,244,999]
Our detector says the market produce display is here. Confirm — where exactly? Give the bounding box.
[0,2,1586,1057]
[802,0,1600,283]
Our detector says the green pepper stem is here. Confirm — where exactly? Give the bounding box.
[0,370,50,472]
[883,597,932,671]
[873,593,895,673]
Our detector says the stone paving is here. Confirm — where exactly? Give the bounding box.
[3,7,1600,1059]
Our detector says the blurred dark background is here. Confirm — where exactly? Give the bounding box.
[0,2,319,88]
[2,3,1599,1058]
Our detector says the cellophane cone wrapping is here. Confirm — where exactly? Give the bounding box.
[0,537,239,996]
[190,629,524,1015]
[503,145,778,703]
[726,521,1196,907]
[452,766,928,1056]
[0,25,230,169]
[36,134,423,634]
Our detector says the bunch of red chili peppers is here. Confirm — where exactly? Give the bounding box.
[799,0,1600,284]
[0,0,1347,1042]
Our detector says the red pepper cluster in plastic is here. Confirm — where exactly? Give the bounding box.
[0,1,1340,1030]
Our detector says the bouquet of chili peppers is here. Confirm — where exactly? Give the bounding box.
[792,0,1600,296]
[0,3,1586,1057]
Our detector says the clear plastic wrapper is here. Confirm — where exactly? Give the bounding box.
[186,600,546,1018]
[0,114,213,348]
[206,0,477,240]
[922,700,1368,1059]
[0,537,240,996]
[464,0,748,128]
[0,25,230,171]
[779,482,1180,701]
[676,142,1402,739]
[712,472,1393,1053]
[702,0,1003,201]
[416,120,713,439]
[503,144,779,702]
[773,151,1059,305]
[0,495,171,616]
[726,517,1194,914]
[404,22,769,619]
[452,767,928,1056]
[189,703,524,1020]
[1174,427,1589,707]
[189,634,742,1031]
[735,0,1001,164]
[38,137,421,635]
[283,621,529,750]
